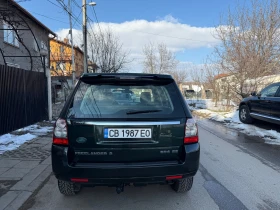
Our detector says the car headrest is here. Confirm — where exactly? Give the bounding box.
[140,92,151,104]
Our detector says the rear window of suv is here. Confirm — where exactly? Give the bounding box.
[66,79,185,119]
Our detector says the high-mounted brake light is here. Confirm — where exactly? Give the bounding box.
[53,118,68,146]
[184,118,199,144]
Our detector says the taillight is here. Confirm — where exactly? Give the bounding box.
[184,118,199,144]
[53,118,68,146]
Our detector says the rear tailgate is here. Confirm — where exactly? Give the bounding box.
[63,74,190,164]
[67,119,186,163]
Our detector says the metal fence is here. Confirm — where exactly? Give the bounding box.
[0,65,48,135]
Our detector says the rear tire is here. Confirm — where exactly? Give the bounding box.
[239,105,254,124]
[171,177,193,193]
[58,180,81,196]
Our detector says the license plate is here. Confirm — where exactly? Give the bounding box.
[104,128,152,139]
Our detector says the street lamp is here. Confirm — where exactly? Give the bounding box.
[88,2,96,6]
[82,1,96,73]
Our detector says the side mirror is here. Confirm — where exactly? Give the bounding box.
[251,91,256,96]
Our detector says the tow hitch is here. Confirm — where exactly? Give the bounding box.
[116,184,124,194]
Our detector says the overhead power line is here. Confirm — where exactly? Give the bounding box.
[56,0,83,27]
[87,16,97,40]
[46,0,62,9]
[87,6,216,44]
[91,7,102,34]
[30,11,68,24]
[72,10,82,28]
[72,0,81,9]
[134,31,218,43]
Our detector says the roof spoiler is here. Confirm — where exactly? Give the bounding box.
[80,73,173,81]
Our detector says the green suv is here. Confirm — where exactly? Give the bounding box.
[51,73,200,195]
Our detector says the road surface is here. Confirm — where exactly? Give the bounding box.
[21,119,280,210]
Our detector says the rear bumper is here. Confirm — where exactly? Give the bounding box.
[51,143,200,185]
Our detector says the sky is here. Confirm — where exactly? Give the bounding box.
[19,0,238,73]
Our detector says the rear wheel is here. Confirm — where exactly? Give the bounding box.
[171,177,193,193]
[58,180,81,196]
[239,105,254,124]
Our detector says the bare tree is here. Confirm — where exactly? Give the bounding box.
[142,43,178,74]
[189,65,207,99]
[203,60,223,106]
[142,43,157,74]
[214,0,280,99]
[88,28,130,73]
[142,42,189,85]
[170,67,189,85]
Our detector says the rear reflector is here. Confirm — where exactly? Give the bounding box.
[71,178,88,183]
[166,175,183,180]
[184,136,199,144]
[53,137,68,145]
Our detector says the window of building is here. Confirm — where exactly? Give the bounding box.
[33,38,39,52]
[59,46,64,54]
[41,40,47,50]
[3,22,19,47]
[56,62,66,71]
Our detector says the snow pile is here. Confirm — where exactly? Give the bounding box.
[0,124,53,154]
[0,133,36,154]
[194,109,280,145]
[16,124,53,136]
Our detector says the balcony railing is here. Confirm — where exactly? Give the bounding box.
[50,53,73,61]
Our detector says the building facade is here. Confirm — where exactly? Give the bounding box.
[0,0,55,71]
[50,38,84,77]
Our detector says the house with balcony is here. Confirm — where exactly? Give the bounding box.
[50,38,99,103]
[50,38,98,77]
[50,38,84,77]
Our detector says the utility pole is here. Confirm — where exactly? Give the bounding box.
[82,0,88,73]
[68,0,75,86]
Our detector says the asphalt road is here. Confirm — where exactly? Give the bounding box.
[22,119,280,210]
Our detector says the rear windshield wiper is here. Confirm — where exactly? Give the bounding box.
[126,109,162,115]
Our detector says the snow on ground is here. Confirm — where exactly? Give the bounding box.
[0,124,53,154]
[193,109,280,145]
[16,124,53,136]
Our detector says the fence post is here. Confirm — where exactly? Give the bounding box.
[46,68,52,121]
[23,69,28,126]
